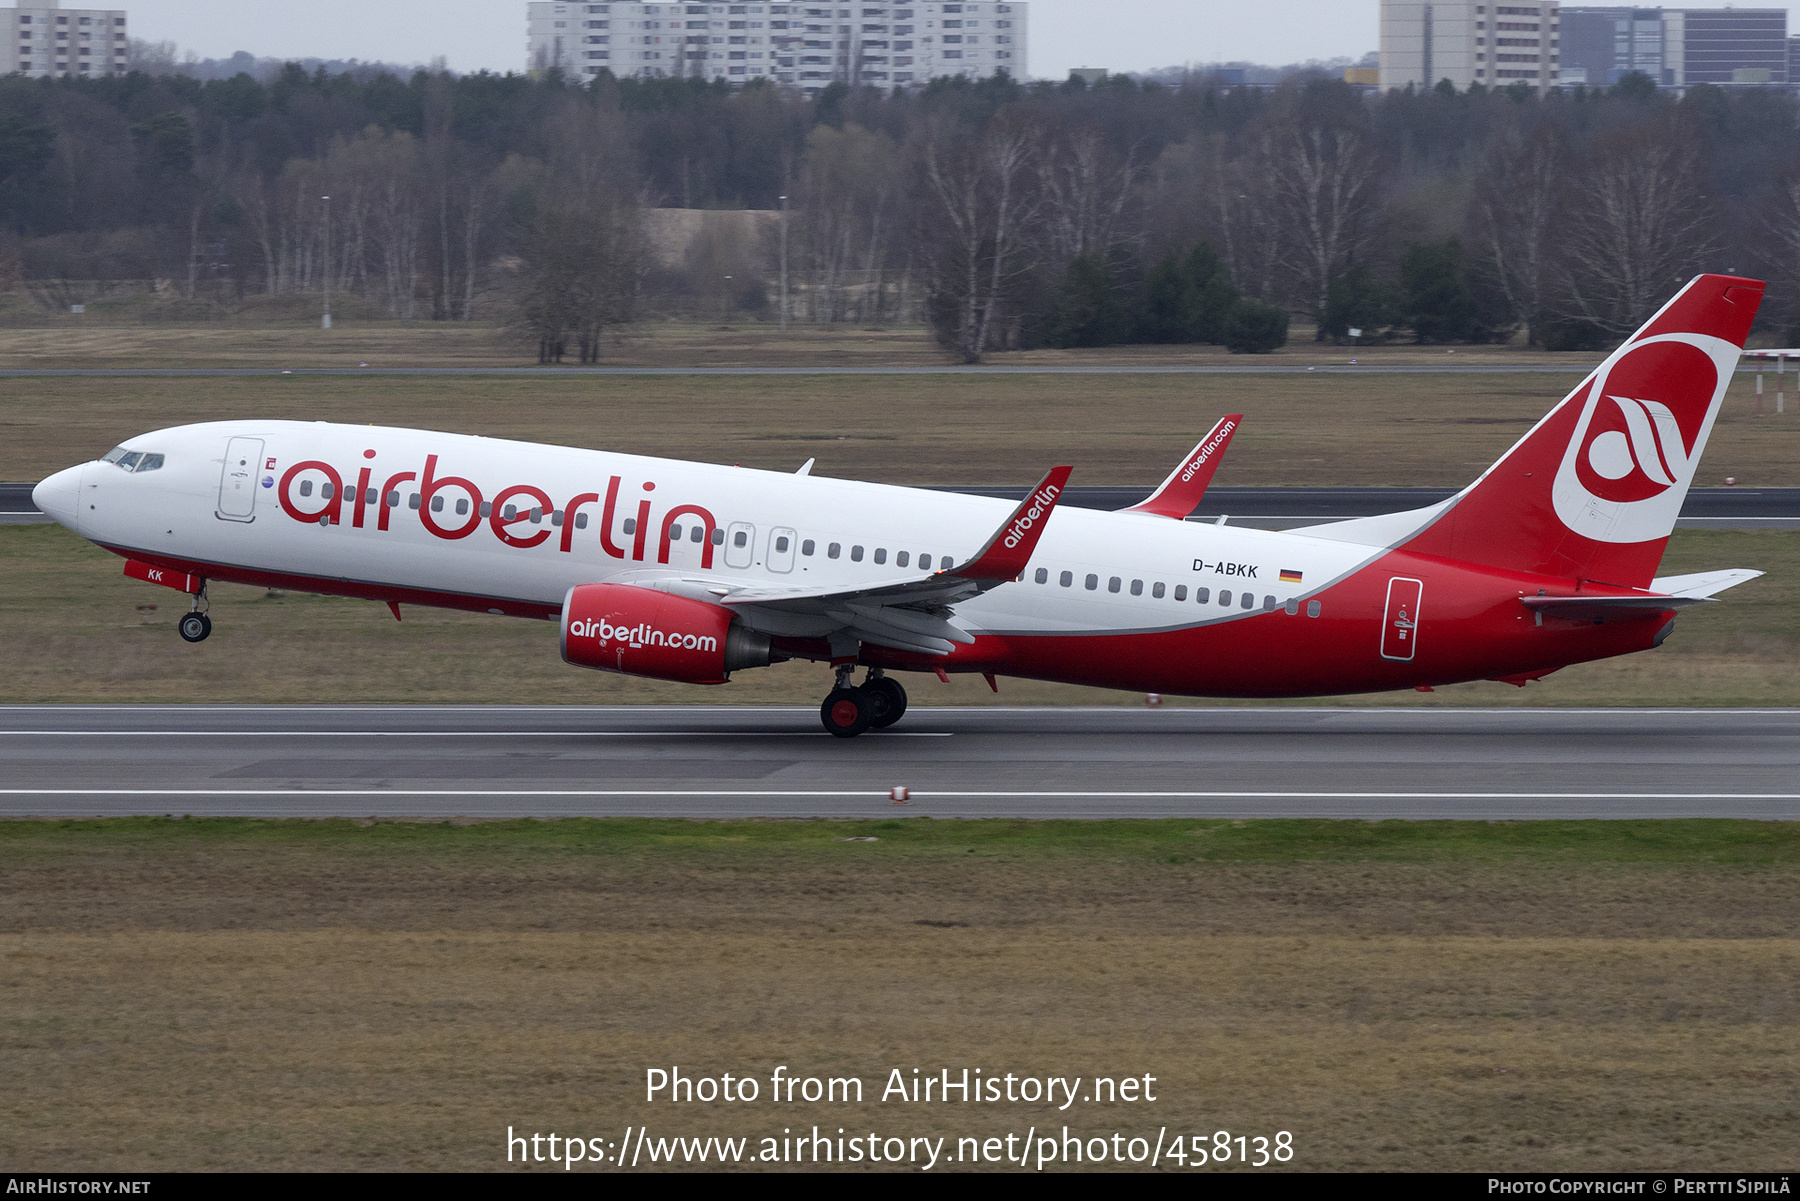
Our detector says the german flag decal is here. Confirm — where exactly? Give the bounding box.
[1279,569,1304,584]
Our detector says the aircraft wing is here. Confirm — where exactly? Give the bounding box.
[712,466,1074,656]
[1120,415,1242,520]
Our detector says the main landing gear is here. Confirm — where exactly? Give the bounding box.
[820,667,909,738]
[177,584,212,644]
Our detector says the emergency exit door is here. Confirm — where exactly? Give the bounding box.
[1380,577,1424,662]
[217,437,264,522]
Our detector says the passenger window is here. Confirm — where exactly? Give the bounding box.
[734,530,749,548]
[776,535,791,553]
[1034,568,1048,584]
[1285,598,1300,615]
[552,511,564,527]
[1219,590,1231,606]
[851,546,864,562]
[1242,593,1256,610]
[530,508,542,524]
[299,480,313,497]
[1152,582,1165,599]
[1108,577,1121,593]
[712,528,725,545]
[457,499,471,516]
[1130,580,1143,597]
[1263,595,1276,610]
[322,483,336,500]
[895,551,909,567]
[692,527,705,543]
[829,543,842,559]
[802,540,815,556]
[409,494,421,510]
[576,513,589,530]
[1308,600,1323,618]
[480,502,492,517]
[387,491,400,507]
[503,504,518,521]
[431,496,444,512]
[1175,585,1188,601]
[671,524,683,541]
[1085,574,1098,590]
[623,518,637,535]
[1060,571,1073,588]
[1195,588,1209,604]
[134,454,164,472]
[919,554,932,570]
[874,548,887,565]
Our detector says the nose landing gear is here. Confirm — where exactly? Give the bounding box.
[819,667,911,738]
[177,583,212,643]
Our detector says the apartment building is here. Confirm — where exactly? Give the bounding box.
[2,0,128,79]
[1560,7,1787,87]
[1380,1,1560,93]
[527,1,1028,92]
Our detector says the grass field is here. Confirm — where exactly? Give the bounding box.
[6,367,1800,489]
[2,523,1795,706]
[0,316,1655,370]
[2,817,1795,1172]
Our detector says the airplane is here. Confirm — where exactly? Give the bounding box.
[31,273,1766,738]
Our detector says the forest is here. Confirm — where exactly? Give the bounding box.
[2,63,1798,360]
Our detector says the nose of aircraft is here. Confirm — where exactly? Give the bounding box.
[32,465,84,532]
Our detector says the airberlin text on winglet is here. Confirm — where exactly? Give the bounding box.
[1180,418,1237,483]
[1001,483,1062,551]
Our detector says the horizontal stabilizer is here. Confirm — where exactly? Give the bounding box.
[1521,594,1708,619]
[1123,415,1243,520]
[1648,569,1764,599]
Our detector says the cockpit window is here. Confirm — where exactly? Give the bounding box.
[103,447,165,472]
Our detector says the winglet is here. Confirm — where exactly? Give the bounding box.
[951,466,1073,582]
[1123,414,1243,519]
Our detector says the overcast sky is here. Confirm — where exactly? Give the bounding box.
[117,1,1800,78]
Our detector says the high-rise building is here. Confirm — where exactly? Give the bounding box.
[1,0,128,79]
[1558,7,1787,87]
[1380,2,1561,94]
[527,1,1027,93]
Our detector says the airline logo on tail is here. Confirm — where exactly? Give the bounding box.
[1552,333,1738,544]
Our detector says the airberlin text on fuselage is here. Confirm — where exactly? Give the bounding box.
[275,452,717,566]
[1000,483,1062,550]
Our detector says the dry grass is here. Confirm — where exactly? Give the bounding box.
[0,317,1641,370]
[3,524,1793,706]
[6,368,1800,488]
[2,819,1796,1172]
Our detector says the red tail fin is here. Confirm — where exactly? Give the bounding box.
[1401,274,1763,588]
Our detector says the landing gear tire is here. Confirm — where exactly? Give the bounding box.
[178,612,212,643]
[863,676,908,728]
[821,688,873,739]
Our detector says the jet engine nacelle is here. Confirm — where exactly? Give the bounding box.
[560,583,772,685]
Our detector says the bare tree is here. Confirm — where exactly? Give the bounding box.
[792,123,899,325]
[1469,125,1566,346]
[1038,125,1141,268]
[1559,126,1716,335]
[1263,121,1381,335]
[918,116,1043,363]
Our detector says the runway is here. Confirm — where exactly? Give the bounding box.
[2,706,1797,820]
